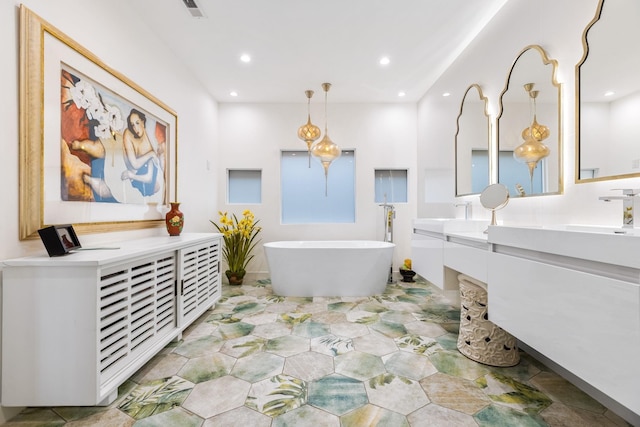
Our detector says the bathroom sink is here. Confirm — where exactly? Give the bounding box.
[412,218,452,234]
[488,224,640,269]
[542,224,640,236]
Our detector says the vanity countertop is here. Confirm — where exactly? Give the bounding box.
[413,218,489,235]
[488,224,640,270]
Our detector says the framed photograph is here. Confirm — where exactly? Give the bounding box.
[38,224,81,256]
[19,5,178,240]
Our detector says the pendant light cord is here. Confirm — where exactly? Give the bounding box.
[324,89,328,134]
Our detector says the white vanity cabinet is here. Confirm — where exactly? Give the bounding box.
[443,233,489,284]
[488,226,640,418]
[412,219,490,291]
[1,233,222,407]
[411,230,446,288]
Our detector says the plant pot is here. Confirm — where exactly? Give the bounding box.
[225,269,246,286]
[399,269,416,283]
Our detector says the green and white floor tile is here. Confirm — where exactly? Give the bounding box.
[3,276,632,426]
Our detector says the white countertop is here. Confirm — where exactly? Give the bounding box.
[413,218,489,247]
[488,224,640,270]
[413,218,489,234]
[1,233,222,267]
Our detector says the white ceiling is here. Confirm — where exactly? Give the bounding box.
[130,0,509,103]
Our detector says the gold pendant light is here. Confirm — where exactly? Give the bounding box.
[526,86,550,141]
[297,90,321,167]
[311,83,341,196]
[513,83,550,193]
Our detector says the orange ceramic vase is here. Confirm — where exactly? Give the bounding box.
[165,202,184,236]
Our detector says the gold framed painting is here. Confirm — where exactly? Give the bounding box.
[19,5,178,240]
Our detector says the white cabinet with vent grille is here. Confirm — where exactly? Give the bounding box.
[1,233,221,407]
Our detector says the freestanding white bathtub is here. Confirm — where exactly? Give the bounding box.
[264,240,395,297]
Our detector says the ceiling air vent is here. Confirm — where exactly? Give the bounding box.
[182,0,205,18]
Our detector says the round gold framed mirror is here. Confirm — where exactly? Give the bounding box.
[480,183,509,230]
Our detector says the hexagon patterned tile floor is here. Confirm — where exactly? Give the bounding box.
[2,276,631,426]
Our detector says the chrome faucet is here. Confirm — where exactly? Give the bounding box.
[379,195,395,283]
[599,189,640,228]
[454,201,471,220]
[380,197,395,243]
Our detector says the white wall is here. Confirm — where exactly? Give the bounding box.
[217,103,418,274]
[0,1,218,421]
[418,0,640,227]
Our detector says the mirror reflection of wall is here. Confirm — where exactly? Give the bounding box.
[455,84,490,196]
[497,45,562,197]
[578,0,640,181]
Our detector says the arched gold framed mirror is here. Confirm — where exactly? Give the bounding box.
[576,0,640,182]
[497,45,562,197]
[455,84,490,196]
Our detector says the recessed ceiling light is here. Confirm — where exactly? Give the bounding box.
[379,56,390,66]
[398,91,406,97]
[230,91,238,97]
[442,92,451,97]
[604,90,615,97]
[240,54,251,63]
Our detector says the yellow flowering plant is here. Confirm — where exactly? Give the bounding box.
[401,258,412,271]
[211,210,262,274]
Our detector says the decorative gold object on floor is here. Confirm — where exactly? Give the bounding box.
[399,258,416,282]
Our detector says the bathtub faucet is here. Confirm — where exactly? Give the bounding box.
[380,197,395,284]
[380,199,395,243]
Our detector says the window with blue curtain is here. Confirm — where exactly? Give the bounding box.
[281,150,355,224]
[228,169,262,203]
[374,169,407,203]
